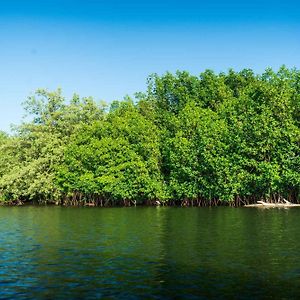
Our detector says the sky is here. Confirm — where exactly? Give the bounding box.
[0,0,299,132]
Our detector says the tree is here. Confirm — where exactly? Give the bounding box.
[57,101,168,205]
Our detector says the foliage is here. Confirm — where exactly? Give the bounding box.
[0,67,299,205]
[0,89,105,203]
[56,101,167,205]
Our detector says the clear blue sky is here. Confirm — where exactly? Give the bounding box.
[0,0,299,132]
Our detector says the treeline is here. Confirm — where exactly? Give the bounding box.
[0,67,299,206]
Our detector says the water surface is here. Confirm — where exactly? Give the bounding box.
[1,206,300,299]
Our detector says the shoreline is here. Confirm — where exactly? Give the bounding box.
[2,199,300,208]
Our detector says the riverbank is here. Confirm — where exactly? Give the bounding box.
[2,198,299,207]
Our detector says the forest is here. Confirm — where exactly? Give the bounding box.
[0,66,299,206]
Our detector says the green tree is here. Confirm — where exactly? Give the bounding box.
[57,101,167,205]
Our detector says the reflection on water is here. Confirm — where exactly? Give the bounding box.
[1,206,300,299]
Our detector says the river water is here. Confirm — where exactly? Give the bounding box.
[1,206,300,299]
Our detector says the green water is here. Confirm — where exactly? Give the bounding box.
[1,206,300,299]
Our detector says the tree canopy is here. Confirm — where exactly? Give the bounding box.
[0,67,299,206]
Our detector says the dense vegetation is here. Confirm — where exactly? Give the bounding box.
[0,67,299,206]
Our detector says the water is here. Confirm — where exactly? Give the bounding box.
[1,206,300,299]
